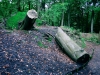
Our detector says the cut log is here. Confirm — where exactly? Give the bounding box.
[20,9,38,30]
[55,27,90,63]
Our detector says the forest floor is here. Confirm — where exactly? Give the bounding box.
[0,26,100,75]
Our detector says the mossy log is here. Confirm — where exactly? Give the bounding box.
[20,9,38,30]
[55,27,90,63]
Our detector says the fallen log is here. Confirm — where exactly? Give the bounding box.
[55,27,90,63]
[20,9,38,30]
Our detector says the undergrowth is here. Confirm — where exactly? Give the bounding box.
[7,12,26,29]
[37,41,47,48]
[84,35,99,44]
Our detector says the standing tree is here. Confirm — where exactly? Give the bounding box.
[17,0,21,11]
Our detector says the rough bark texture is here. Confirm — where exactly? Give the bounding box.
[55,27,90,63]
[20,9,38,30]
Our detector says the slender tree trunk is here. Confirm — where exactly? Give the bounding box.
[68,11,70,27]
[91,10,94,33]
[22,1,25,11]
[37,0,41,17]
[61,11,64,26]
[67,4,71,27]
[91,0,96,33]
[61,0,64,26]
[41,0,45,11]
[22,5,25,11]
[28,1,31,10]
[86,12,89,32]
[17,0,21,11]
[67,0,71,27]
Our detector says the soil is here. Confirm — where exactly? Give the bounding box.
[0,26,100,75]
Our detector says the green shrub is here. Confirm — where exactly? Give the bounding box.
[7,12,26,29]
[36,19,43,26]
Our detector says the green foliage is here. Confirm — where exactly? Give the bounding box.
[37,41,47,48]
[87,35,98,43]
[46,36,52,42]
[80,38,86,48]
[39,2,68,26]
[84,33,99,44]
[34,36,38,39]
[44,34,53,42]
[36,19,43,26]
[0,0,16,18]
[61,26,81,35]
[7,12,26,29]
[0,0,100,32]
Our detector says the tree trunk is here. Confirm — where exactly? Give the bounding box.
[91,10,94,33]
[91,17,94,33]
[55,27,90,63]
[68,11,70,27]
[17,0,21,11]
[28,1,31,10]
[61,11,64,26]
[22,1,25,11]
[41,0,45,11]
[20,9,38,30]
[37,0,41,17]
[91,0,96,33]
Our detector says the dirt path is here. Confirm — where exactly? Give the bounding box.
[0,27,100,75]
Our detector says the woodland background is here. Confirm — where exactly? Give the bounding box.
[0,0,100,33]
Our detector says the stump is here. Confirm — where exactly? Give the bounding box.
[55,27,90,63]
[20,9,38,30]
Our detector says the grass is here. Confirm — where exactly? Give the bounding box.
[7,12,26,29]
[80,38,86,48]
[37,41,47,48]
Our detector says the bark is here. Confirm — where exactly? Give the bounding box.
[19,9,38,30]
[61,11,64,26]
[37,0,41,17]
[22,0,25,11]
[28,0,31,10]
[91,0,96,33]
[17,0,21,11]
[68,10,70,27]
[55,27,90,63]
[91,10,94,33]
[41,0,45,11]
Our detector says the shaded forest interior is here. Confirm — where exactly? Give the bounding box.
[0,0,100,33]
